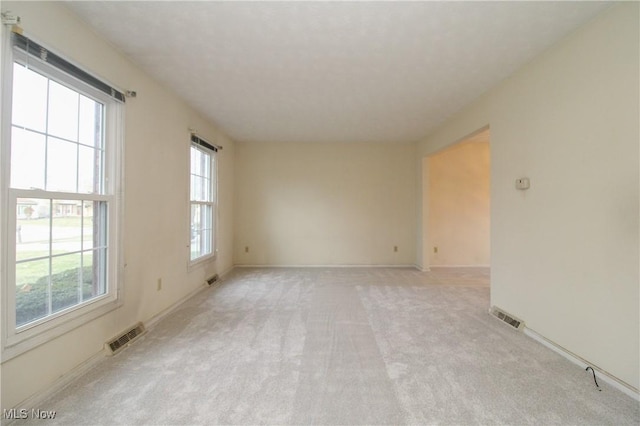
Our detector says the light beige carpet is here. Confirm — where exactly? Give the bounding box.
[22,267,639,425]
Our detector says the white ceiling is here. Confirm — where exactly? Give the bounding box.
[66,1,611,144]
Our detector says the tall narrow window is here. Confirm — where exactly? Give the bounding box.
[189,137,217,263]
[2,33,123,356]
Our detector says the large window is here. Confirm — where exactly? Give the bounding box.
[189,138,217,263]
[2,33,123,356]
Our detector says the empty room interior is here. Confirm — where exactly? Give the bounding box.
[0,1,638,424]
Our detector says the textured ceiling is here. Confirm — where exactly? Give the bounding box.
[66,1,611,144]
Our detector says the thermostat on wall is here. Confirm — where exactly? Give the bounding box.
[515,177,530,190]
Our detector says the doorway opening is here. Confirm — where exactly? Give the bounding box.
[422,127,490,270]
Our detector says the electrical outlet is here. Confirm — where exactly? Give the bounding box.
[245,246,249,253]
[393,246,398,252]
[515,177,530,190]
[1,13,20,25]
[433,246,438,254]
[157,278,162,291]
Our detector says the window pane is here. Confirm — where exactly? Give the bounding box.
[202,204,213,256]
[195,148,204,176]
[47,137,78,192]
[201,228,212,256]
[190,232,202,260]
[191,203,201,231]
[87,247,107,298]
[16,258,49,327]
[190,146,213,209]
[92,201,109,250]
[78,95,103,148]
[203,177,212,201]
[81,249,94,301]
[190,174,196,200]
[196,177,205,201]
[199,177,208,202]
[190,176,210,202]
[10,127,46,190]
[16,199,51,262]
[190,203,214,260]
[47,80,79,141]
[12,63,48,132]
[82,201,94,249]
[190,147,198,175]
[51,253,81,314]
[202,204,213,230]
[203,155,211,180]
[78,145,100,194]
[52,202,82,255]
[190,203,201,260]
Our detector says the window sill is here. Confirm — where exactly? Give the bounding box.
[1,296,122,362]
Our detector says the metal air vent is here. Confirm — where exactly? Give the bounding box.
[490,307,524,331]
[106,323,146,355]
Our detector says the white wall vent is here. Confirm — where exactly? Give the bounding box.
[106,323,146,355]
[490,307,525,331]
[207,274,220,286]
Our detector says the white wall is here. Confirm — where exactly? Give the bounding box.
[427,138,490,266]
[418,3,639,389]
[0,2,235,409]
[234,142,417,266]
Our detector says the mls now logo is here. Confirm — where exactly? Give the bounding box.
[3,408,57,420]
[3,409,28,420]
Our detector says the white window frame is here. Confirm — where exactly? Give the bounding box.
[0,30,124,361]
[188,139,217,266]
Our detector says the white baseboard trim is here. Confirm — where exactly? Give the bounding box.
[146,266,236,331]
[145,283,211,330]
[429,264,491,268]
[219,265,236,279]
[412,264,430,272]
[233,264,418,269]
[4,348,107,425]
[524,327,639,401]
[233,264,430,272]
